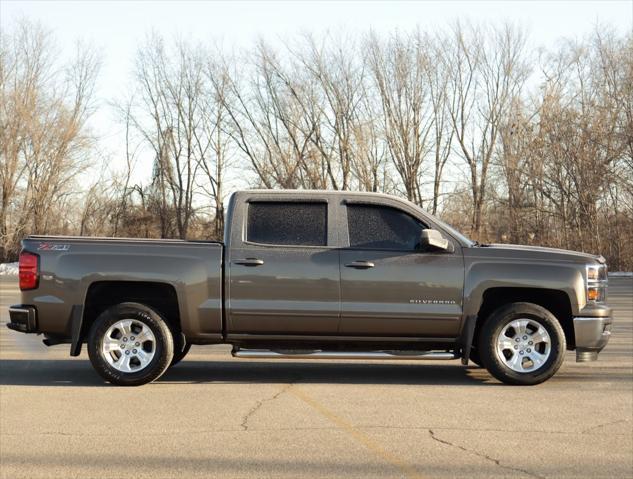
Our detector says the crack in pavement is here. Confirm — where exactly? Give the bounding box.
[428,429,546,479]
[240,383,294,431]
[581,418,631,434]
[358,425,596,436]
[290,386,426,479]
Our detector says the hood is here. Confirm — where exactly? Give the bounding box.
[478,243,605,264]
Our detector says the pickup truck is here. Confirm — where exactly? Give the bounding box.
[8,190,612,386]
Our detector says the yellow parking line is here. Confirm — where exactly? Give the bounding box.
[290,386,426,479]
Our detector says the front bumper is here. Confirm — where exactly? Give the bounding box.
[574,316,612,362]
[7,305,38,333]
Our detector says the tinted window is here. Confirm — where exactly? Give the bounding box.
[347,204,424,250]
[247,202,327,246]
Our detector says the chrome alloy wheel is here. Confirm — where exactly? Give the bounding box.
[495,318,551,373]
[100,319,156,373]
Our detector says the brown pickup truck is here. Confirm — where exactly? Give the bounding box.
[7,190,612,386]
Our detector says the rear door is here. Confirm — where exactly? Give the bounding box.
[339,202,464,337]
[226,197,340,335]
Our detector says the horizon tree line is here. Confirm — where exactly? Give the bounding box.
[1,19,632,269]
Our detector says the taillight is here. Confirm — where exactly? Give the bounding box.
[19,251,40,290]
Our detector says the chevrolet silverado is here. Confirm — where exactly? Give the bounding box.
[7,190,612,386]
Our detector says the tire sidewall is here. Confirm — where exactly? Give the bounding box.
[479,303,566,385]
[87,302,174,386]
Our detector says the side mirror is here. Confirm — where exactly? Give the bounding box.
[420,229,453,253]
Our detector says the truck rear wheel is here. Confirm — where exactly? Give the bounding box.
[87,302,174,386]
[478,302,566,385]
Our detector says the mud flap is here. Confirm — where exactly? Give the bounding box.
[459,315,477,365]
[69,304,85,357]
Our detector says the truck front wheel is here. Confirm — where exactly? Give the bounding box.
[87,302,174,386]
[478,302,566,385]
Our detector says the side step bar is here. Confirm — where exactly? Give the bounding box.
[232,349,457,360]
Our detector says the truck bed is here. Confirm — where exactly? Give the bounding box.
[20,235,225,342]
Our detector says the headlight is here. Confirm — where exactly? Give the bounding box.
[586,264,607,281]
[586,264,608,303]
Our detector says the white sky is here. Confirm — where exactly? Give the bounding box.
[1,0,632,191]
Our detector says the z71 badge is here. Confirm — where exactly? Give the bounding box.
[37,242,70,251]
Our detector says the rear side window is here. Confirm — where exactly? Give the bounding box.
[247,202,327,246]
[347,204,424,250]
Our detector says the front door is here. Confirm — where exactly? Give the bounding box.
[339,203,464,337]
[227,199,340,335]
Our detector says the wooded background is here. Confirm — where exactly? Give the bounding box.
[2,20,632,269]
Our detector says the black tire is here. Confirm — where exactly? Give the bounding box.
[171,341,191,367]
[478,302,566,385]
[87,302,174,386]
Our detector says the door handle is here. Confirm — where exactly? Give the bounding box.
[345,260,375,269]
[234,258,265,267]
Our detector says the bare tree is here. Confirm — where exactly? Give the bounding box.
[0,20,99,260]
[289,33,368,190]
[221,43,304,188]
[132,34,207,239]
[422,37,454,215]
[367,31,434,206]
[109,99,140,236]
[350,90,388,192]
[200,52,232,237]
[444,22,529,237]
[536,29,630,255]
[495,97,538,243]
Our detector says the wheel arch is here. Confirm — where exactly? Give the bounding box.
[73,281,181,356]
[473,287,574,350]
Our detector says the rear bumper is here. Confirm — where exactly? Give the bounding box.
[7,305,38,333]
[574,316,612,362]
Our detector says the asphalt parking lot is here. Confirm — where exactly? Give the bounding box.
[0,277,631,478]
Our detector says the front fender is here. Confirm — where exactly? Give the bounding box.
[463,261,584,317]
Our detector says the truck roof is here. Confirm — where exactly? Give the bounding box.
[238,189,405,202]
